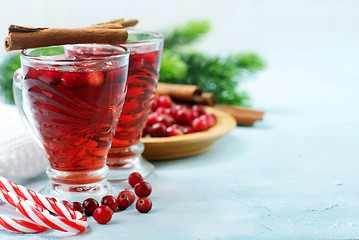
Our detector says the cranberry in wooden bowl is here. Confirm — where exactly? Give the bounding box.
[141,95,236,160]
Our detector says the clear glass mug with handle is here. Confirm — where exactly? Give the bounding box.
[13,44,129,201]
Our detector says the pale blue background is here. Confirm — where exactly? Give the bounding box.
[0,0,359,239]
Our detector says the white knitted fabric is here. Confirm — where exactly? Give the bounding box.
[0,103,48,178]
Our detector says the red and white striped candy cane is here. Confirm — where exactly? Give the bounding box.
[16,200,87,233]
[0,189,48,233]
[0,189,87,233]
[0,177,87,234]
[0,188,47,213]
[0,188,23,208]
[0,176,81,220]
[0,214,48,233]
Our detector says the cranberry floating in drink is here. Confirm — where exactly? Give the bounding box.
[13,44,129,201]
[108,30,164,180]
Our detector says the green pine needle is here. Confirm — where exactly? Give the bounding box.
[164,20,211,50]
[159,50,188,83]
[160,20,265,106]
[0,53,20,104]
[234,53,266,74]
[171,52,264,105]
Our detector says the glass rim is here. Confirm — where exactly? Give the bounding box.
[124,29,164,47]
[20,44,129,65]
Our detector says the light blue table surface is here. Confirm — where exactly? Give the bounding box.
[1,62,358,239]
[1,2,359,239]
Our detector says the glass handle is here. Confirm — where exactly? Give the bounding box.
[13,68,42,146]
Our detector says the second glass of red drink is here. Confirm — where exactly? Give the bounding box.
[107,30,164,181]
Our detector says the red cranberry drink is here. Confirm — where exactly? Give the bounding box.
[107,30,164,180]
[109,48,162,155]
[23,67,127,175]
[13,44,129,201]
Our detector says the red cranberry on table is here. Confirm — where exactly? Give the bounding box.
[119,190,136,205]
[136,198,152,213]
[101,195,118,211]
[134,181,152,198]
[129,172,144,188]
[71,202,84,215]
[93,205,113,224]
[83,198,99,216]
[117,194,131,210]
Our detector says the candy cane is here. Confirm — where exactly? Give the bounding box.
[0,214,48,233]
[16,200,87,233]
[0,189,87,233]
[0,189,48,233]
[0,176,81,220]
[0,188,23,208]
[0,177,88,234]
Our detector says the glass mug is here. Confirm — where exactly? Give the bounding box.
[13,44,129,201]
[67,31,164,181]
[107,30,163,181]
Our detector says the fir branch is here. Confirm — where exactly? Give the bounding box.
[233,53,266,73]
[159,50,188,83]
[0,53,20,104]
[164,20,211,50]
[160,20,265,106]
[160,52,265,106]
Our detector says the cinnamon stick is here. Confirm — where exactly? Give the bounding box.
[86,24,124,30]
[157,82,203,103]
[214,105,264,126]
[95,19,139,28]
[5,25,128,51]
[8,25,47,33]
[201,92,216,106]
[116,19,139,28]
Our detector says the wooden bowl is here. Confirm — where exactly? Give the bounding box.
[141,107,237,160]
